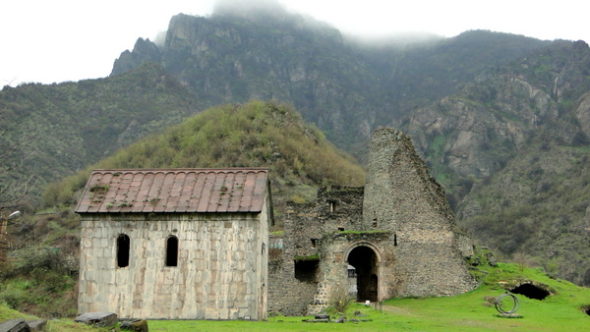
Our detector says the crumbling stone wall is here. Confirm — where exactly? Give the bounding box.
[362,128,476,297]
[78,208,269,320]
[267,254,317,315]
[286,187,364,257]
[267,187,364,314]
[270,128,476,314]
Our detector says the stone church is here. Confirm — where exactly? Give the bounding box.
[75,168,272,320]
[75,128,476,319]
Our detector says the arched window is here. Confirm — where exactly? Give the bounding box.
[166,235,178,267]
[117,234,130,268]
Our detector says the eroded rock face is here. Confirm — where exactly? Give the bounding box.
[111,38,162,76]
[406,74,558,179]
[575,91,590,137]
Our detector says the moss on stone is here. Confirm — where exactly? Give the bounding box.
[294,254,320,261]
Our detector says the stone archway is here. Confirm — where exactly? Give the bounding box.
[347,245,379,302]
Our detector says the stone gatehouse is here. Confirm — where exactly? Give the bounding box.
[268,128,476,315]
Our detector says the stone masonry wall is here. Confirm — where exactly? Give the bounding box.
[78,207,268,320]
[308,232,394,314]
[362,128,476,297]
[286,187,364,258]
[267,258,317,315]
[267,187,364,314]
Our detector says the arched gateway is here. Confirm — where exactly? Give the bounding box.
[347,245,379,302]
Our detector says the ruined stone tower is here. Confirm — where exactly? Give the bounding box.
[363,128,475,297]
[269,128,476,315]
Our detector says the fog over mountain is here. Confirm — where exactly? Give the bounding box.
[2,0,589,86]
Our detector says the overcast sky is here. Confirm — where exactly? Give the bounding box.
[1,0,588,87]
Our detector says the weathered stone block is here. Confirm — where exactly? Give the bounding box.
[120,319,148,331]
[74,312,118,327]
[0,319,30,332]
[25,320,46,332]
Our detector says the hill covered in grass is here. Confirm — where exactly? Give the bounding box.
[0,63,200,207]
[42,100,365,211]
[1,101,364,317]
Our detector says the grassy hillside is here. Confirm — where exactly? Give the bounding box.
[459,141,590,286]
[43,100,365,211]
[0,63,200,207]
[1,101,364,317]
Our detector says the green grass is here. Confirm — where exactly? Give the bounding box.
[43,101,365,214]
[2,262,588,331]
[0,303,102,331]
[147,263,590,331]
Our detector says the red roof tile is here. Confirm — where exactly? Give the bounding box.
[75,168,270,214]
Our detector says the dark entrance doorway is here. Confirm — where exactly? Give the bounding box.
[347,246,378,302]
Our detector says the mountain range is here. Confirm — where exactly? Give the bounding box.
[1,3,589,285]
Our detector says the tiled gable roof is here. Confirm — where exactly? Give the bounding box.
[75,168,269,213]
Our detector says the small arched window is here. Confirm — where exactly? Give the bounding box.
[117,234,130,268]
[166,235,178,267]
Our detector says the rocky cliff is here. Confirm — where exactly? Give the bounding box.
[111,9,547,152]
[403,41,590,285]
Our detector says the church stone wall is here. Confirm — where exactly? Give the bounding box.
[78,205,269,320]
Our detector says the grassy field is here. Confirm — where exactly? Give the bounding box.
[148,263,590,332]
[2,262,588,331]
[0,303,100,332]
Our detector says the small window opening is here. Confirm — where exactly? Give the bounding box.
[294,259,319,282]
[117,234,130,268]
[372,218,378,228]
[261,243,266,255]
[338,227,345,231]
[329,201,337,213]
[394,233,397,246]
[510,283,550,300]
[311,238,318,248]
[165,236,178,267]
